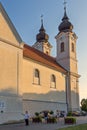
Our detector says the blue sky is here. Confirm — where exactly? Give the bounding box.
[1,0,87,102]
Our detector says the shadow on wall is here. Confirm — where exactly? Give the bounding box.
[0,88,79,103]
[23,90,66,102]
[23,90,79,102]
[0,87,19,96]
[0,87,23,124]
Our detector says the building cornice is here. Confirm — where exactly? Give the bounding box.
[0,37,24,49]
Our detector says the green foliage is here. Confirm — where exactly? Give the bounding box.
[67,111,73,116]
[32,116,42,123]
[64,117,76,124]
[81,98,87,112]
[47,117,57,123]
[35,112,39,116]
[49,110,54,115]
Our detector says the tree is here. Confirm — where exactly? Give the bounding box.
[81,98,87,112]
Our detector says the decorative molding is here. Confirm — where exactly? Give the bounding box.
[0,37,23,49]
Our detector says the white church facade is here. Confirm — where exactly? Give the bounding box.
[0,3,80,123]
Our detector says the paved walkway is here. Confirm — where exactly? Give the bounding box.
[0,116,87,130]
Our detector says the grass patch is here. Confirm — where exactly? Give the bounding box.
[58,123,87,130]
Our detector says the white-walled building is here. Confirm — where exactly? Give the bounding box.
[0,3,80,123]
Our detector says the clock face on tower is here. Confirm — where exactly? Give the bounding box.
[60,37,62,41]
[60,35,65,41]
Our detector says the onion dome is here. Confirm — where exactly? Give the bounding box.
[58,7,73,32]
[36,18,49,42]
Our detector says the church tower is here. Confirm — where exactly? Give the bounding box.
[33,16,52,55]
[55,2,80,111]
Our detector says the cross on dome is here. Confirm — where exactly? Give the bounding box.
[41,14,43,25]
[58,0,73,32]
[63,0,67,12]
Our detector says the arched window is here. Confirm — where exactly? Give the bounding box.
[35,69,39,78]
[61,42,64,52]
[34,69,40,85]
[72,43,74,52]
[51,75,55,82]
[50,74,56,88]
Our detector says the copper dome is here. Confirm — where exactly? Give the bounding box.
[36,22,49,42]
[58,10,73,32]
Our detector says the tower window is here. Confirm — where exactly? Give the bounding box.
[61,42,64,52]
[72,43,74,52]
[50,74,56,88]
[46,51,49,55]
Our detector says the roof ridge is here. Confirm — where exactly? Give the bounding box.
[24,44,55,60]
[24,44,67,73]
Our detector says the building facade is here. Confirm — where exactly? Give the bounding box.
[0,3,80,123]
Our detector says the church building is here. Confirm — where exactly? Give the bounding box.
[0,2,80,123]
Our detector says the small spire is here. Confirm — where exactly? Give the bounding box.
[36,15,49,42]
[63,0,67,13]
[41,14,43,26]
[39,14,45,32]
[58,0,73,32]
[62,0,69,21]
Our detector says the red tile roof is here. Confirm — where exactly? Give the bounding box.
[23,44,67,74]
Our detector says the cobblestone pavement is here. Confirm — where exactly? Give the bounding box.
[0,116,87,130]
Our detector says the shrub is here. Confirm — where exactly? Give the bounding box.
[67,111,73,116]
[49,110,54,115]
[35,112,39,116]
[64,117,76,124]
[32,116,42,123]
[47,117,57,123]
